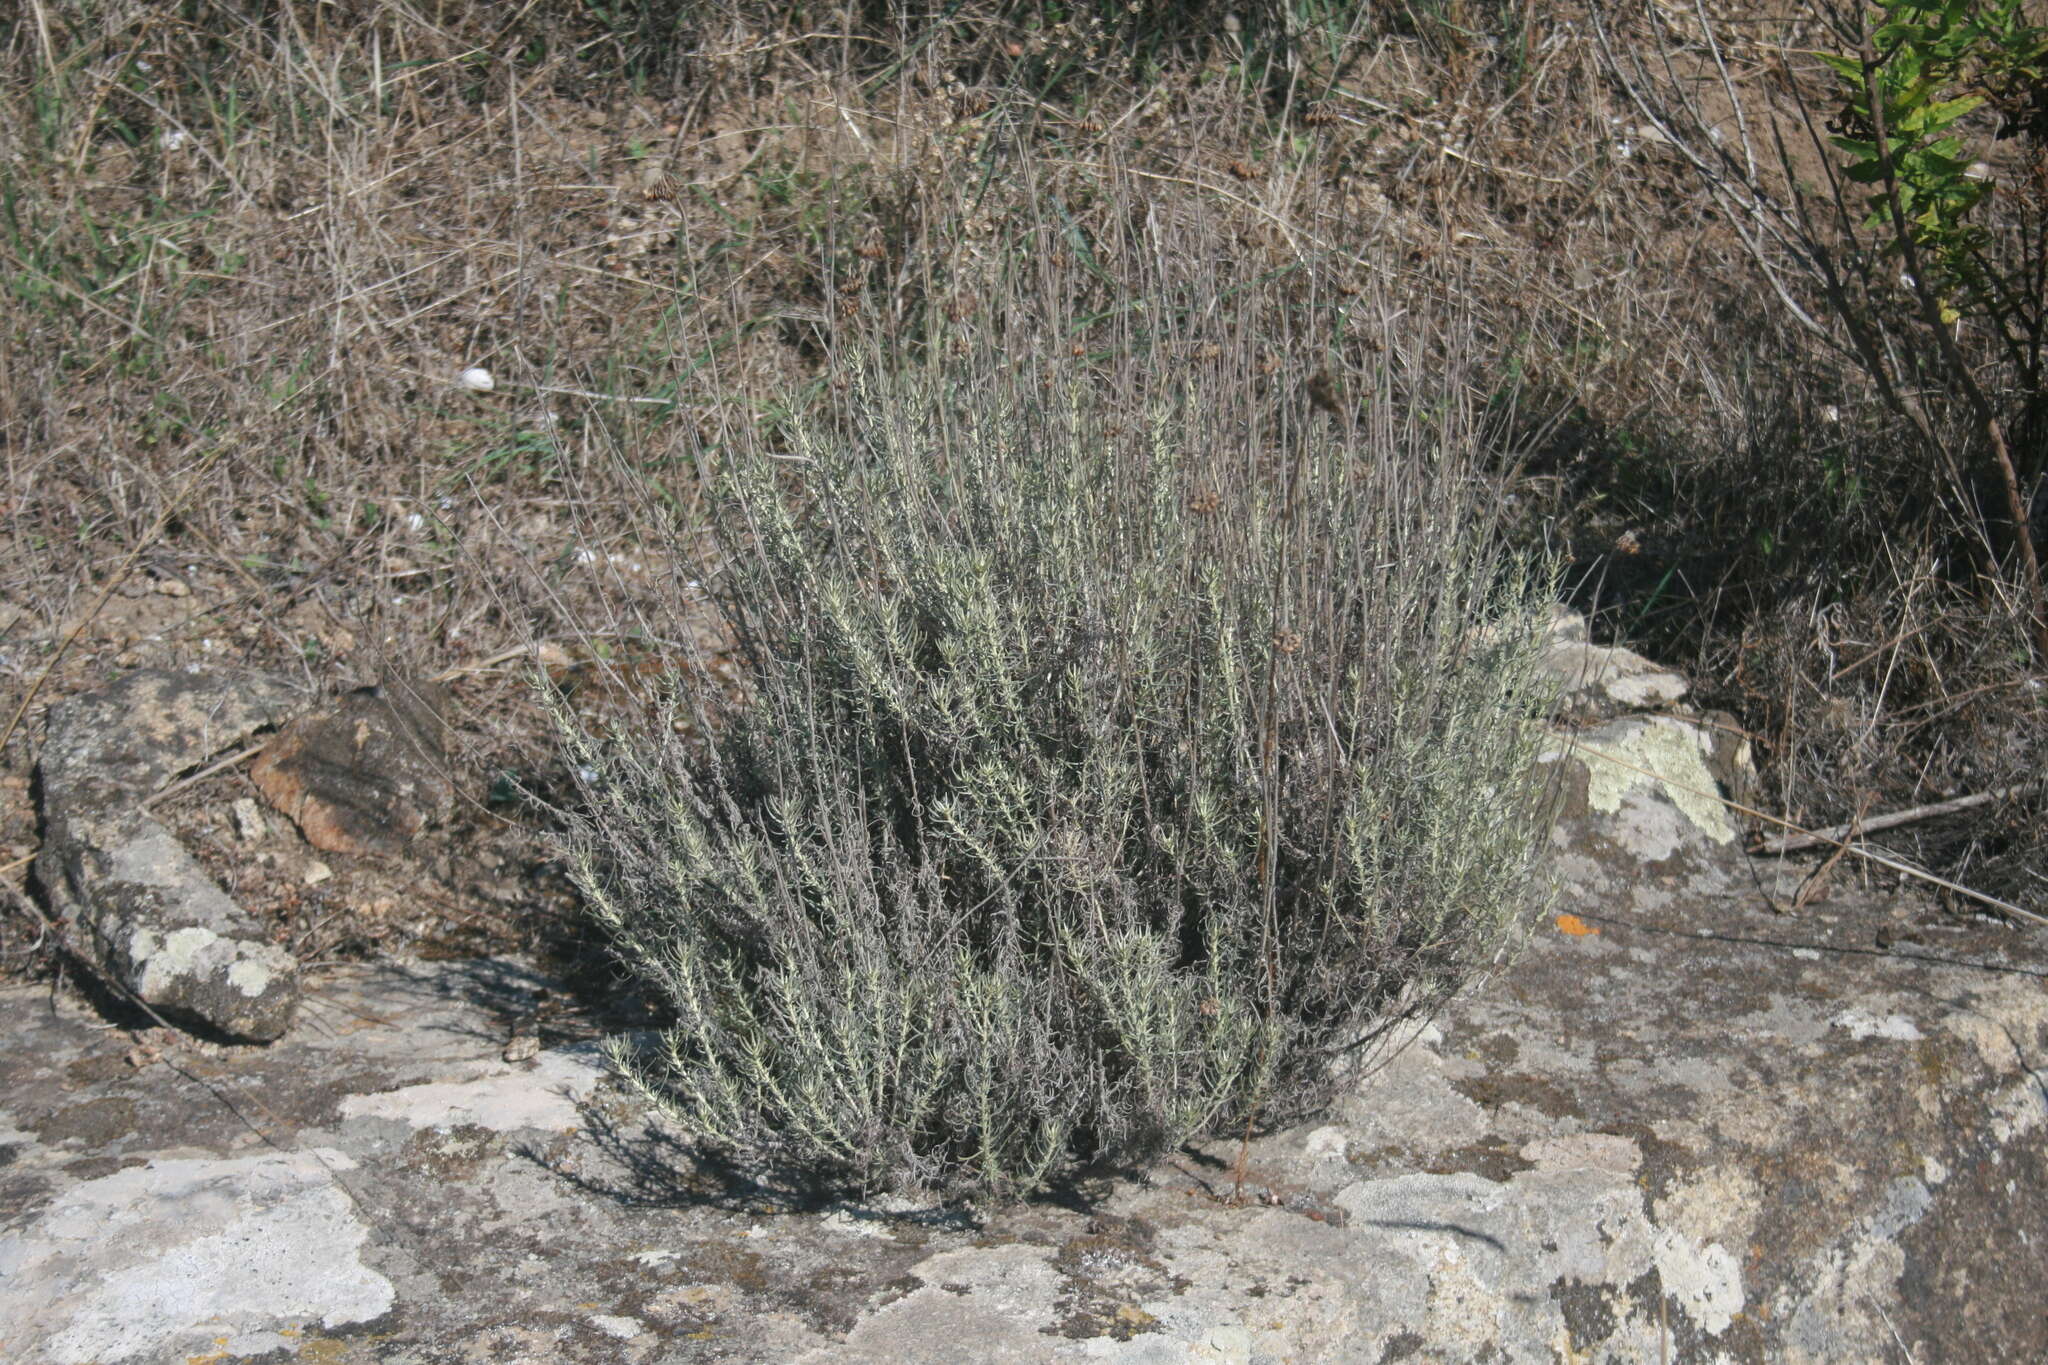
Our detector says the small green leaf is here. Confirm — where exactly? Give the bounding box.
[1920,93,1985,126]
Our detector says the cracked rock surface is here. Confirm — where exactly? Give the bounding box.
[32,669,308,1041]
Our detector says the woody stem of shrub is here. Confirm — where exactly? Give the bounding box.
[1234,430,1299,1208]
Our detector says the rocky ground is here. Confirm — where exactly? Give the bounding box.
[2,877,2041,1363]
[3,609,2043,1363]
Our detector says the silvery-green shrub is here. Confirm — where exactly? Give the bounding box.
[550,360,1557,1203]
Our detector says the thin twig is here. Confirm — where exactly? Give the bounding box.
[1791,790,1869,912]
[430,644,547,682]
[1754,784,2034,855]
[140,742,268,810]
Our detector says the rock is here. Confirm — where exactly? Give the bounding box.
[230,797,267,842]
[33,670,307,1043]
[249,679,455,857]
[1539,712,1755,911]
[1534,609,1757,910]
[1536,608,1691,723]
[0,890,2040,1363]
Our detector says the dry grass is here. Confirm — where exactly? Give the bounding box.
[1,0,2041,977]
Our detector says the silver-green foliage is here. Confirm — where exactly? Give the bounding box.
[552,364,1557,1202]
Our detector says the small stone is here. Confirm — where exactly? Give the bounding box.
[588,1315,644,1341]
[1199,1323,1254,1362]
[33,669,307,1042]
[250,679,454,856]
[231,798,266,842]
[502,1034,541,1063]
[1303,1125,1350,1161]
[304,861,332,886]
[155,578,191,598]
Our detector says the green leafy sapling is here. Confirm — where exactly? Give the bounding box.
[1818,0,2048,325]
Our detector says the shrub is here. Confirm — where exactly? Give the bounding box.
[548,348,1559,1204]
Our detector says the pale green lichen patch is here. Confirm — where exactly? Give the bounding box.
[163,925,222,965]
[1573,718,1736,844]
[227,957,276,997]
[130,925,221,996]
[1650,1226,1745,1336]
[126,926,163,965]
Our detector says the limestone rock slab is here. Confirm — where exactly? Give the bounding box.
[0,1149,393,1365]
[1531,608,1757,910]
[1539,712,1757,911]
[0,890,2040,1363]
[1534,606,1690,723]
